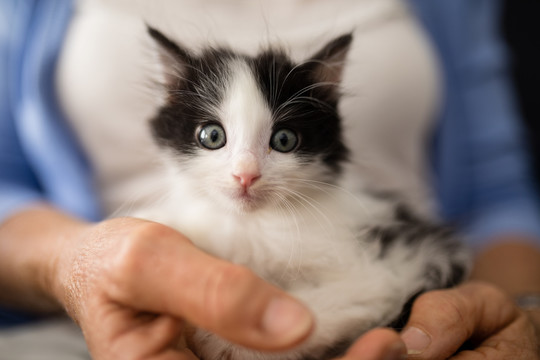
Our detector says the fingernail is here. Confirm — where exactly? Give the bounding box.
[262,297,314,343]
[401,327,431,355]
[383,342,407,360]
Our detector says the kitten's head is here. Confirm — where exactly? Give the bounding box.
[148,26,352,213]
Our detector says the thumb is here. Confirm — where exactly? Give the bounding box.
[399,282,517,359]
[338,328,406,360]
[106,221,315,351]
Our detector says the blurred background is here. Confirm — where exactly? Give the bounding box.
[503,0,540,187]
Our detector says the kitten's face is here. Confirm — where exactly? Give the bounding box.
[148,28,352,212]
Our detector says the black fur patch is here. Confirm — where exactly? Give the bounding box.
[250,50,349,173]
[150,47,238,155]
[148,27,238,154]
[371,204,468,331]
[386,290,424,331]
[369,204,456,258]
[148,27,350,172]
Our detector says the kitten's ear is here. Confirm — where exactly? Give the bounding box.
[305,33,353,85]
[147,25,192,85]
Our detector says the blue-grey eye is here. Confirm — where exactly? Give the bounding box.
[271,129,298,153]
[198,124,226,150]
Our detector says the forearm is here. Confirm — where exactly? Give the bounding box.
[471,238,540,295]
[470,237,540,330]
[0,204,88,312]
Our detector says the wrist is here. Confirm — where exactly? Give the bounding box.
[46,219,93,318]
[0,205,91,313]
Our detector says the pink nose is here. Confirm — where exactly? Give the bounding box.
[233,172,261,189]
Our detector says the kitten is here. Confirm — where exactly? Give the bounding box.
[136,26,470,360]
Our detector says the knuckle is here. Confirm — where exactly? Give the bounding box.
[110,234,145,276]
[105,222,167,298]
[464,281,519,322]
[413,289,470,335]
[131,220,177,241]
[110,221,172,272]
[203,264,258,327]
[471,282,510,304]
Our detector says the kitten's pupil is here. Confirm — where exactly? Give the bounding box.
[210,130,219,142]
[279,133,289,147]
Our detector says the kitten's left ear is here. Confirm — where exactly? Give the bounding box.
[305,33,353,85]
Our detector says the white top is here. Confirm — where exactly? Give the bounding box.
[57,0,441,217]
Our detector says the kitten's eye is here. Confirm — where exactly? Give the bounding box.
[198,124,226,150]
[271,129,298,153]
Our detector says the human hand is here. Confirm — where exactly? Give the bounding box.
[51,217,314,360]
[332,328,406,360]
[336,282,539,360]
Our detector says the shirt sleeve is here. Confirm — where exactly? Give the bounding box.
[0,0,102,223]
[0,0,44,222]
[409,0,540,249]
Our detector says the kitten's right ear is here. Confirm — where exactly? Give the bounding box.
[147,25,192,85]
[307,33,353,85]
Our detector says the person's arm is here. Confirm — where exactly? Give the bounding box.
[2,0,104,226]
[0,206,76,312]
[472,239,540,330]
[0,0,45,228]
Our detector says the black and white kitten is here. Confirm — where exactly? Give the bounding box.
[137,26,470,360]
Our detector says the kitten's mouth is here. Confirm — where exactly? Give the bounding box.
[232,188,264,212]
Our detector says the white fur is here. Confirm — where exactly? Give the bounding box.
[132,58,468,360]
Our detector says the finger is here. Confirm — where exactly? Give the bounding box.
[106,221,314,351]
[95,309,183,359]
[448,309,539,360]
[148,349,199,360]
[400,282,519,359]
[128,314,184,355]
[337,328,406,360]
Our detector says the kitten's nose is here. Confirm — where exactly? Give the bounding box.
[233,172,261,189]
[232,152,261,189]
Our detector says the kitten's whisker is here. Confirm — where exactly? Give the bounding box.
[282,178,371,216]
[277,61,311,102]
[111,185,173,220]
[277,187,344,261]
[273,186,337,238]
[274,81,339,118]
[272,193,304,283]
[279,96,335,112]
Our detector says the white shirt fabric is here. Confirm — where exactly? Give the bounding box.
[57,0,441,217]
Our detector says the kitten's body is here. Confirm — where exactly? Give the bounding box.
[128,28,471,360]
